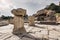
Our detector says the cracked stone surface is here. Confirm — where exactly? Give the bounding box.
[0,23,60,40]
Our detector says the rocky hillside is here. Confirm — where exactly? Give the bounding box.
[33,3,60,22]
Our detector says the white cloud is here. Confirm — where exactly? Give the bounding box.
[0,0,13,10]
[12,0,60,15]
[0,0,60,16]
[0,0,14,16]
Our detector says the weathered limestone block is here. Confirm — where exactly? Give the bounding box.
[28,16,35,26]
[11,8,26,34]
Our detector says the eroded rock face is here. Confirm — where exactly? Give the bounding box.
[34,9,56,22]
[46,10,56,22]
[56,16,60,23]
[11,8,26,16]
[28,16,35,26]
[11,8,26,34]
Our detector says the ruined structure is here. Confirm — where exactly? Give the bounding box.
[28,16,35,26]
[11,8,26,34]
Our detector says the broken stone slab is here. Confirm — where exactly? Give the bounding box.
[28,16,35,26]
[11,8,26,35]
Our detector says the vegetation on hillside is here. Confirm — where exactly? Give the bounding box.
[45,3,60,13]
[1,15,13,20]
[1,15,28,20]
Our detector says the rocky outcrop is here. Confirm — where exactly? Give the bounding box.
[11,8,26,35]
[28,16,35,26]
[34,9,56,22]
[56,13,60,23]
[11,8,26,16]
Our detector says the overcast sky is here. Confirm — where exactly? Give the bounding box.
[0,0,60,16]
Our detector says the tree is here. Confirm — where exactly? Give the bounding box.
[24,15,28,20]
[1,15,13,20]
